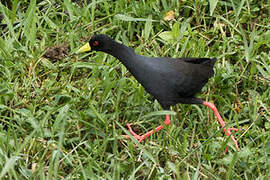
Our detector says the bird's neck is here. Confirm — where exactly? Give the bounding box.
[105,40,136,65]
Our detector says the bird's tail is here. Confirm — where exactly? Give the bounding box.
[202,58,217,68]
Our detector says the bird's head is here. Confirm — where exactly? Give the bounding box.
[76,34,113,53]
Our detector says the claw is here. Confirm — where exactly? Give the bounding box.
[126,123,143,140]
[203,101,240,152]
[123,115,171,143]
[224,127,240,152]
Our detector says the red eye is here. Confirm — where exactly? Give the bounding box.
[93,41,99,46]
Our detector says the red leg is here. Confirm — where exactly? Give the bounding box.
[203,101,240,152]
[125,115,171,142]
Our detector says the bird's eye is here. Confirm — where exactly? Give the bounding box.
[93,41,99,46]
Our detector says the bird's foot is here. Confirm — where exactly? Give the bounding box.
[125,123,155,142]
[122,115,171,143]
[224,127,240,152]
[126,123,144,140]
[203,101,240,152]
[121,124,146,142]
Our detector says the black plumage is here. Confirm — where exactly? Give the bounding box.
[88,34,216,109]
[77,34,239,151]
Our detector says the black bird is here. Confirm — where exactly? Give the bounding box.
[77,34,239,151]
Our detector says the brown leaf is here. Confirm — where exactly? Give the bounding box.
[164,10,175,21]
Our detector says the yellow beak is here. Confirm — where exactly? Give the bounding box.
[76,42,91,54]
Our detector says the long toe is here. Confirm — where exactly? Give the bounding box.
[126,123,143,140]
[224,127,240,151]
[124,115,171,143]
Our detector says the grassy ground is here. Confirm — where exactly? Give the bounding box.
[0,0,269,179]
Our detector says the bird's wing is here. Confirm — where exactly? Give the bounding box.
[177,58,217,68]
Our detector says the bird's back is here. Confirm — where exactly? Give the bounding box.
[95,36,217,109]
[127,55,217,108]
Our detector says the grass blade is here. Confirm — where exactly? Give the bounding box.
[115,14,158,22]
[23,0,37,47]
[209,0,218,16]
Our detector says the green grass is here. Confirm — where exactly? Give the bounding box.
[0,0,269,179]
